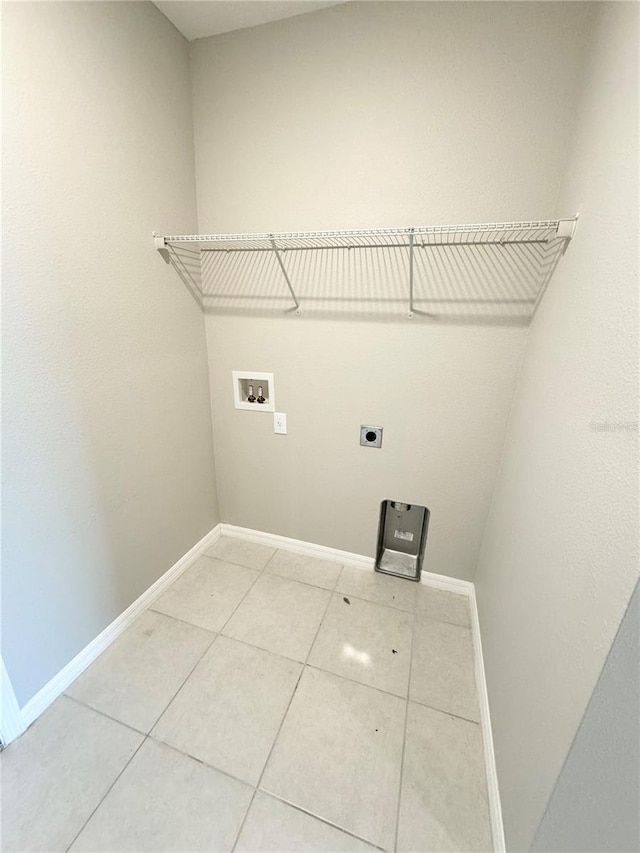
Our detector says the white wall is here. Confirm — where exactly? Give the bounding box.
[532,581,639,853]
[474,3,639,849]
[190,1,594,577]
[1,1,218,707]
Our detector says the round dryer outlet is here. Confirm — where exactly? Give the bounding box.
[360,425,383,448]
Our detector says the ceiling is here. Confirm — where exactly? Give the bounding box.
[153,1,344,41]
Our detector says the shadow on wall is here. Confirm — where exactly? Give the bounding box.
[161,238,564,327]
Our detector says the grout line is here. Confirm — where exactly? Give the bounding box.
[255,789,387,851]
[151,611,304,665]
[147,735,257,790]
[147,729,386,852]
[407,694,481,726]
[62,695,148,738]
[393,610,415,853]
[263,566,343,594]
[303,583,336,667]
[146,632,218,737]
[230,565,336,852]
[216,560,270,637]
[146,608,220,634]
[260,549,280,572]
[64,735,149,852]
[304,661,410,704]
[229,671,304,852]
[200,550,275,574]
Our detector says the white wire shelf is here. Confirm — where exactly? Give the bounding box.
[153,218,577,319]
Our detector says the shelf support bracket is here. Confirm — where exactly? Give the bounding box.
[153,232,167,250]
[556,215,578,255]
[270,237,301,315]
[408,229,415,319]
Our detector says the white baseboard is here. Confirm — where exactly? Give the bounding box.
[222,522,503,850]
[1,657,26,745]
[220,523,473,595]
[219,523,375,570]
[469,586,506,852]
[17,524,221,733]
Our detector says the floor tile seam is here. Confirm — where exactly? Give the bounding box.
[333,588,416,616]
[230,789,258,853]
[406,694,481,726]
[253,571,336,603]
[302,579,336,667]
[260,548,280,573]
[149,595,471,637]
[146,607,219,635]
[146,632,219,738]
[63,733,149,852]
[230,664,307,853]
[228,581,337,853]
[61,694,148,738]
[147,732,258,791]
[415,612,471,630]
[254,787,388,852]
[214,559,269,639]
[414,612,473,633]
[262,564,343,594]
[303,662,409,703]
[202,552,273,573]
[216,627,309,666]
[393,605,416,852]
[334,587,471,628]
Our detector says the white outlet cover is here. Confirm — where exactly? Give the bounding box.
[274,412,287,434]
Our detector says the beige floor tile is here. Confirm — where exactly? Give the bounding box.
[152,635,302,784]
[236,791,377,852]
[336,565,418,613]
[222,574,330,662]
[416,585,471,627]
[206,536,275,570]
[70,739,253,852]
[66,610,214,732]
[397,703,491,852]
[410,617,479,721]
[152,556,258,632]
[1,696,142,852]
[266,550,342,590]
[308,594,413,696]
[261,667,405,850]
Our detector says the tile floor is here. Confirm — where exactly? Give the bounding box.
[1,537,492,853]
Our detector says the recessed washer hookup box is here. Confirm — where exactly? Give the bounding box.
[375,500,430,582]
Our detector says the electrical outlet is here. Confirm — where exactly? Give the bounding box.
[274,412,287,435]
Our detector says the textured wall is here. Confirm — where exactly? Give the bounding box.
[474,3,639,848]
[190,1,594,577]
[1,1,218,707]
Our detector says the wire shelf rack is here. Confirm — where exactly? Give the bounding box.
[153,218,577,320]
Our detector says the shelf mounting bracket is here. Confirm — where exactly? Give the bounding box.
[556,215,579,255]
[269,236,301,315]
[153,232,167,250]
